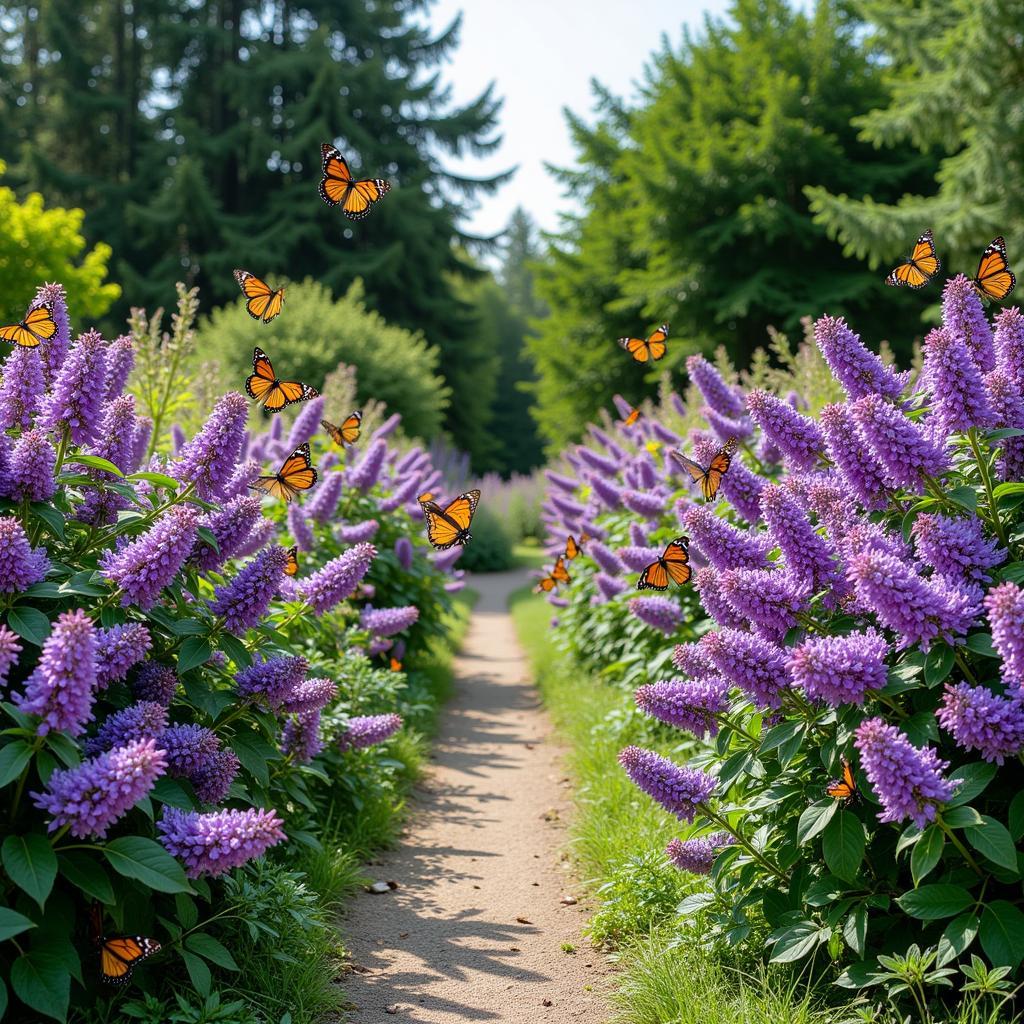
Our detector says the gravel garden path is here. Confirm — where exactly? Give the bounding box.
[340,568,612,1022]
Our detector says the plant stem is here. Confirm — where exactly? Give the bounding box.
[52,426,70,476]
[937,816,984,878]
[954,651,979,686]
[968,428,1009,548]
[701,807,788,882]
[9,736,44,822]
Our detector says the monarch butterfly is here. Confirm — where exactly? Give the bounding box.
[233,270,285,323]
[972,237,1016,301]
[565,535,583,560]
[318,143,391,220]
[390,656,403,672]
[284,546,299,577]
[535,556,571,593]
[885,230,940,289]
[245,347,319,413]
[618,323,669,364]
[419,489,480,550]
[417,491,434,503]
[249,443,318,502]
[637,537,691,591]
[322,412,362,447]
[622,407,641,427]
[0,303,58,348]
[89,902,160,985]
[826,757,859,803]
[671,438,738,502]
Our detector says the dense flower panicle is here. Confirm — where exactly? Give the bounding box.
[191,749,240,804]
[369,412,402,444]
[236,655,309,708]
[280,677,337,716]
[35,283,70,385]
[984,369,1024,480]
[700,629,790,709]
[635,677,730,738]
[0,625,22,686]
[618,545,662,573]
[912,513,1004,584]
[595,572,627,601]
[170,424,186,455]
[286,396,325,449]
[576,446,619,479]
[222,458,262,501]
[805,478,858,538]
[5,428,56,503]
[921,328,996,433]
[937,683,1024,764]
[686,355,745,419]
[666,832,735,874]
[787,630,888,706]
[176,392,249,501]
[851,394,950,488]
[0,347,45,429]
[551,493,585,521]
[94,623,152,688]
[394,536,414,570]
[629,522,650,546]
[693,567,748,629]
[104,334,135,402]
[445,578,465,594]
[284,503,314,555]
[100,504,199,609]
[84,701,168,756]
[84,395,139,479]
[587,472,622,510]
[718,460,765,524]
[14,609,96,735]
[994,306,1024,386]
[814,315,904,400]
[347,439,388,493]
[680,504,771,571]
[719,568,804,632]
[629,596,683,635]
[361,605,419,637]
[210,545,289,634]
[338,713,403,751]
[855,718,955,828]
[193,496,264,573]
[306,470,345,523]
[843,521,911,562]
[298,542,376,614]
[985,582,1024,692]
[942,274,994,371]
[622,488,666,520]
[39,328,107,444]
[132,662,178,705]
[672,642,718,679]
[129,417,153,472]
[234,518,275,558]
[589,541,625,576]
[704,407,752,442]
[0,516,50,592]
[650,420,682,447]
[746,389,825,471]
[158,806,285,877]
[760,484,843,597]
[281,712,323,763]
[618,746,715,822]
[160,724,221,778]
[33,738,167,838]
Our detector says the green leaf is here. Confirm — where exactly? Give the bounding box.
[0,907,36,943]
[7,607,52,647]
[0,741,33,787]
[168,618,207,637]
[911,826,945,885]
[217,632,251,669]
[947,762,997,807]
[980,901,1024,969]
[11,952,69,1020]
[965,633,999,658]
[964,816,1018,872]
[924,645,956,686]
[174,894,198,931]
[195,526,220,553]
[68,454,124,477]
[993,482,1024,500]
[149,776,195,809]
[180,949,211,997]
[129,471,182,491]
[185,933,239,971]
[759,719,802,754]
[177,636,213,674]
[769,920,824,964]
[937,912,979,967]
[999,561,1024,585]
[943,805,984,829]
[1009,792,1024,841]
[676,892,716,916]
[797,800,837,845]
[842,905,867,957]
[57,851,115,905]
[29,503,65,540]
[897,884,974,921]
[902,710,939,747]
[57,571,106,597]
[103,836,192,894]
[985,427,1024,441]
[822,811,865,882]
[230,730,280,789]
[2,834,57,908]
[947,486,978,512]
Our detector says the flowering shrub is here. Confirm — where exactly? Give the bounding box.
[540,290,1024,1014]
[0,283,463,1020]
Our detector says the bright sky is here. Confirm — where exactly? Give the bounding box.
[424,0,731,240]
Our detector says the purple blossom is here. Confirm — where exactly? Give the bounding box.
[938,683,1024,764]
[210,545,288,634]
[191,750,240,804]
[922,328,995,433]
[0,347,44,429]
[236,655,309,708]
[629,522,650,546]
[852,394,950,489]
[394,536,414,570]
[587,473,622,510]
[694,566,747,629]
[942,274,994,371]
[805,477,859,538]
[0,516,49,592]
[34,283,70,385]
[94,623,152,688]
[4,428,56,503]
[843,521,912,562]
[650,420,682,446]
[369,412,402,443]
[595,572,626,601]
[104,334,135,402]
[160,724,221,779]
[985,582,1024,692]
[629,596,683,635]
[679,504,771,571]
[338,713,403,751]
[589,541,624,576]
[305,470,344,523]
[813,315,904,400]
[673,642,718,679]
[666,832,735,874]
[746,390,825,471]
[281,505,312,557]
[701,629,790,709]
[132,663,178,705]
[286,396,325,449]
[709,456,764,523]
[788,630,888,706]
[280,677,337,716]
[233,518,275,558]
[171,424,186,455]
[855,718,954,828]
[760,484,844,596]
[622,489,665,520]
[0,625,22,686]
[83,394,138,479]
[551,493,586,521]
[298,542,376,614]
[222,458,262,501]
[576,446,619,478]
[193,496,265,573]
[635,677,730,738]
[994,306,1024,387]
[39,328,107,445]
[176,392,249,501]
[984,369,1024,480]
[719,568,804,632]
[158,806,285,877]
[912,513,1004,585]
[686,355,745,419]
[337,520,379,544]
[281,712,323,763]
[432,545,464,573]
[347,439,387,492]
[546,470,578,494]
[618,746,715,822]
[705,407,752,442]
[129,417,153,472]
[361,605,419,637]
[84,701,168,756]
[618,545,662,573]
[33,738,167,838]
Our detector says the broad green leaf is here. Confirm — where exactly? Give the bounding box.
[985,427,1024,441]
[129,471,181,491]
[149,776,195,809]
[769,920,825,964]
[911,826,944,885]
[29,503,65,540]
[177,636,213,675]
[103,836,191,894]
[180,949,211,996]
[964,816,1019,872]
[217,632,251,669]
[676,892,716,916]
[168,618,207,637]
[993,482,1024,500]
[897,884,973,921]
[937,912,979,967]
[0,741,33,787]
[174,894,198,931]
[231,730,280,789]
[68,454,124,477]
[822,811,865,882]
[57,851,115,905]
[946,762,997,807]
[2,834,57,908]
[924,645,955,686]
[797,800,837,846]
[946,486,978,512]
[7,607,52,647]
[0,907,36,942]
[943,805,984,829]
[980,901,1024,969]
[185,932,239,971]
[10,952,69,1020]
[965,633,999,658]
[842,905,867,956]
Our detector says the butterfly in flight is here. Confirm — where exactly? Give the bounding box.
[0,302,58,348]
[825,757,859,804]
[535,556,571,593]
[245,347,319,413]
[419,490,480,550]
[885,230,940,289]
[390,656,403,672]
[233,270,285,323]
[637,537,691,591]
[284,546,299,577]
[319,143,391,221]
[671,437,738,502]
[89,902,160,986]
[618,323,669,364]
[564,535,584,561]
[250,443,318,502]
[322,411,362,447]
[621,407,641,427]
[972,237,1016,301]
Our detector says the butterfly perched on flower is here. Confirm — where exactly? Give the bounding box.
[284,546,299,577]
[89,902,160,985]
[535,556,571,593]
[0,302,58,348]
[318,143,391,221]
[250,443,318,502]
[636,537,691,591]
[671,437,738,502]
[972,237,1016,301]
[618,323,669,364]
[245,347,319,413]
[565,535,584,560]
[885,230,940,289]
[419,490,480,550]
[621,407,641,427]
[826,756,859,804]
[233,270,285,323]
[322,412,362,447]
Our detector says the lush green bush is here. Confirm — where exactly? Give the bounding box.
[452,504,514,573]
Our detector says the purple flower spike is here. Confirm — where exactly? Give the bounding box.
[0,516,50,593]
[432,546,463,573]
[618,746,715,822]
[629,596,683,635]
[806,476,859,538]
[588,473,622,510]
[985,582,1024,692]
[361,605,419,637]
[337,520,379,544]
[231,516,275,559]
[84,701,168,756]
[288,503,315,553]
[788,630,888,706]
[129,418,153,473]
[338,713,403,751]
[852,394,950,489]
[236,655,309,708]
[306,470,345,523]
[33,738,166,838]
[287,396,325,450]
[158,806,285,877]
[854,718,954,828]
[5,429,56,503]
[922,327,996,434]
[298,542,376,614]
[280,677,337,716]
[813,315,904,400]
[938,683,1024,764]
[760,484,844,597]
[34,283,70,385]
[985,370,1024,481]
[39,328,107,445]
[719,568,804,632]
[104,334,135,402]
[193,496,265,573]
[576,446,619,479]
[679,504,771,571]
[666,832,735,874]
[84,394,138,480]
[942,274,994,372]
[394,536,414,570]
[210,545,289,634]
[673,642,718,680]
[705,407,752,443]
[222,458,261,501]
[589,541,624,576]
[700,629,790,709]
[622,489,665,520]
[347,439,387,493]
[281,712,323,763]
[635,677,729,738]
[161,724,221,779]
[618,545,662,573]
[132,663,178,705]
[176,392,249,501]
[0,625,23,686]
[693,566,747,629]
[686,355,745,419]
[0,347,44,429]
[191,749,240,804]
[595,572,626,601]
[94,622,152,688]
[994,307,1024,387]
[912,513,1004,585]
[746,390,825,471]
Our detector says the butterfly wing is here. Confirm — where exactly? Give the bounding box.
[618,336,650,363]
[340,411,362,444]
[623,408,641,427]
[671,449,710,487]
[319,144,354,206]
[342,178,391,221]
[234,270,282,323]
[390,657,403,672]
[826,757,858,802]
[421,501,462,549]
[974,237,1016,300]
[284,546,299,577]
[440,490,480,533]
[646,324,669,361]
[0,303,57,348]
[550,556,570,584]
[636,558,670,591]
[885,230,939,288]
[565,536,580,560]
[250,443,317,502]
[245,347,278,405]
[702,438,737,501]
[534,575,557,593]
[100,936,161,985]
[661,537,692,586]
[275,379,319,407]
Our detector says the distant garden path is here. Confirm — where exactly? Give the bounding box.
[341,569,611,1022]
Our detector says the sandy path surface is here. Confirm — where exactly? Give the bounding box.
[340,569,612,1023]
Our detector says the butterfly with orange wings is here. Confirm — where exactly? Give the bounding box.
[826,757,859,804]
[618,323,669,364]
[564,535,583,561]
[419,490,480,550]
[637,537,691,591]
[319,143,391,221]
[322,412,362,447]
[250,443,318,502]
[671,437,738,502]
[89,902,160,986]
[246,348,319,413]
[622,407,641,427]
[284,546,299,577]
[972,237,1016,301]
[390,656,403,672]
[535,556,571,593]
[233,270,285,323]
[885,230,940,289]
[0,302,58,348]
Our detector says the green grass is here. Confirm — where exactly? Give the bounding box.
[512,539,549,570]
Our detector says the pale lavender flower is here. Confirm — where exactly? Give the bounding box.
[587,473,622,510]
[280,677,337,716]
[666,832,735,874]
[286,396,325,450]
[94,623,152,688]
[589,541,624,576]
[209,545,288,634]
[362,605,419,637]
[938,683,1024,764]
[104,334,135,402]
[618,746,715,822]
[158,806,285,877]
[222,458,262,501]
[595,572,627,601]
[629,596,683,635]
[34,283,69,385]
[852,394,950,489]
[170,424,186,454]
[693,566,747,629]
[192,496,265,573]
[39,328,107,444]
[546,470,578,495]
[618,545,662,573]
[922,327,995,433]
[306,470,344,523]
[985,582,1024,692]
[701,629,790,708]
[0,516,50,592]
[132,663,178,705]
[129,417,153,472]
[176,392,248,501]
[432,546,464,573]
[0,347,44,429]
[348,439,387,492]
[943,274,994,371]
[705,407,752,442]
[84,701,168,756]
[686,355,745,419]
[806,477,859,538]
[338,713,403,751]
[650,421,682,447]
[622,489,665,520]
[788,630,888,706]
[994,306,1024,387]
[283,504,312,554]
[82,394,138,478]
[635,677,730,738]
[679,504,771,571]
[814,314,904,400]
[0,625,22,686]
[673,642,717,680]
[236,655,309,708]
[912,513,1004,585]
[719,568,804,632]
[337,520,379,544]
[577,446,619,478]
[233,518,275,558]
[746,390,825,471]
[394,536,414,570]
[760,483,844,596]
[4,429,56,503]
[281,712,323,763]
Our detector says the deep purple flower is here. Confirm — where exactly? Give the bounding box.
[210,545,288,634]
[635,677,730,738]
[994,306,1024,387]
[286,396,325,450]
[942,274,994,372]
[590,541,624,577]
[100,505,199,609]
[618,545,662,573]
[281,712,323,763]
[337,520,379,544]
[361,605,419,637]
[84,701,168,756]
[985,582,1024,692]
[788,630,888,706]
[233,518,275,558]
[551,493,586,523]
[666,832,735,874]
[394,536,414,570]
[852,394,950,489]
[4,428,56,503]
[0,516,49,592]
[280,677,337,716]
[132,662,178,705]
[305,470,345,523]
[192,496,265,573]
[938,683,1024,764]
[347,439,387,493]
[288,503,315,553]
[158,806,285,877]
[34,282,70,385]
[176,392,248,501]
[618,746,715,822]
[650,420,682,446]
[719,568,804,632]
[984,369,1024,480]
[629,596,683,635]
[912,513,1004,585]
[0,347,44,429]
[338,713,403,751]
[700,629,790,709]
[222,458,262,501]
[595,572,627,601]
[160,724,221,779]
[746,390,825,471]
[679,504,770,571]
[191,749,240,804]
[298,542,376,614]
[922,327,996,433]
[104,334,135,402]
[94,623,152,688]
[576,446,619,479]
[855,718,954,828]
[693,567,747,629]
[0,625,22,686]
[622,489,665,520]
[760,484,844,597]
[39,328,107,445]
[814,315,904,400]
[673,642,717,680]
[33,738,166,838]
[686,355,745,419]
[843,521,912,562]
[236,655,309,708]
[587,473,622,510]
